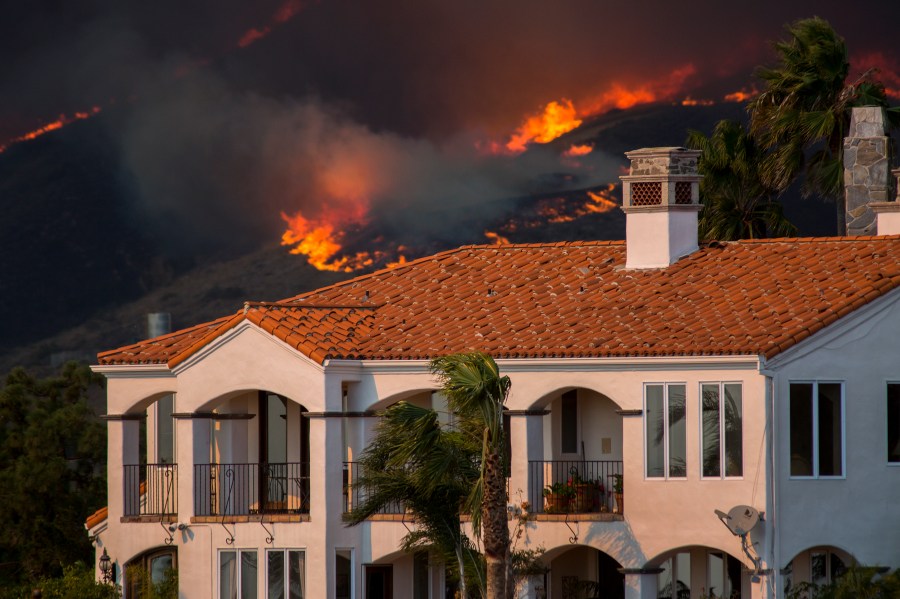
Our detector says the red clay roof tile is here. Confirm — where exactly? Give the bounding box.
[96,237,900,366]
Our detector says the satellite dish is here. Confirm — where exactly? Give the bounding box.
[714,505,760,536]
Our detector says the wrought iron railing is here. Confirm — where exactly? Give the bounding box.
[194,463,310,516]
[124,463,178,517]
[528,460,622,514]
[342,461,405,514]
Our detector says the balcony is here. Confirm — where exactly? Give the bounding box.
[194,463,310,518]
[343,461,405,516]
[124,463,178,519]
[529,460,623,515]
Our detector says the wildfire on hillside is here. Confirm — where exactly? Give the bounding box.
[494,64,699,156]
[724,88,758,102]
[280,185,620,272]
[0,106,101,154]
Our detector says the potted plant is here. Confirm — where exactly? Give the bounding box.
[611,474,623,514]
[569,467,601,513]
[543,481,574,513]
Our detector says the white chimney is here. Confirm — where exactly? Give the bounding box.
[619,147,702,269]
[871,167,900,235]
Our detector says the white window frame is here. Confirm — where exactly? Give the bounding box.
[788,380,846,479]
[643,382,688,480]
[265,548,307,599]
[219,548,258,599]
[887,381,900,466]
[699,381,744,480]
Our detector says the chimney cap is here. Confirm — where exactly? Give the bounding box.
[624,146,698,158]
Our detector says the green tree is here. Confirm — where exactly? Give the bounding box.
[430,352,511,599]
[0,563,119,599]
[344,401,485,597]
[748,17,892,233]
[686,120,796,240]
[0,363,107,587]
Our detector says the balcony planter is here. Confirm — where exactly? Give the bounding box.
[612,474,623,514]
[573,483,601,513]
[543,482,574,513]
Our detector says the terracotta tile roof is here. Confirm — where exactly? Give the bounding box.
[85,505,108,529]
[97,237,900,366]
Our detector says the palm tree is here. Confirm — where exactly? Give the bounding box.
[344,401,484,597]
[747,17,891,234]
[686,120,796,240]
[430,352,512,599]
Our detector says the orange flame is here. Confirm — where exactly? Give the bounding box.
[681,97,714,106]
[494,64,697,155]
[723,88,758,103]
[0,106,101,154]
[505,99,582,153]
[563,143,593,157]
[484,230,511,246]
[237,0,305,49]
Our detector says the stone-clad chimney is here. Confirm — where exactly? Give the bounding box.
[619,147,702,269]
[843,106,891,235]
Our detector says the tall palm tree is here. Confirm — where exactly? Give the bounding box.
[686,120,796,240]
[344,401,484,597]
[747,17,890,234]
[431,352,512,599]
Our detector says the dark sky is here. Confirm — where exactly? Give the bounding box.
[2,0,897,141]
[1,1,898,262]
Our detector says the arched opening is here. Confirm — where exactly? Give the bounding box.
[122,393,178,519]
[782,546,854,595]
[543,545,624,599]
[123,546,176,599]
[649,546,747,599]
[194,390,311,517]
[529,388,623,514]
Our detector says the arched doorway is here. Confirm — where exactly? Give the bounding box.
[545,546,624,599]
[783,546,853,594]
[651,547,745,599]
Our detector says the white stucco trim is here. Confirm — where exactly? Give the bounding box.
[171,320,325,375]
[325,354,762,375]
[91,363,175,378]
[764,286,900,370]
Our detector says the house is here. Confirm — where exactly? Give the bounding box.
[87,109,900,599]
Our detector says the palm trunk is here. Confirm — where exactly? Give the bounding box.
[455,543,468,599]
[482,438,510,599]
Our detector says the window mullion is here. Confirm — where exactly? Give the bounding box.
[663,385,670,478]
[812,382,820,477]
[719,383,726,478]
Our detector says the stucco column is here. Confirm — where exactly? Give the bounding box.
[622,569,659,599]
[307,412,344,597]
[107,418,141,520]
[508,410,545,510]
[175,416,210,519]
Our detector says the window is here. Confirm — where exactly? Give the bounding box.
[125,547,176,598]
[267,550,305,599]
[707,552,742,599]
[657,552,690,599]
[888,383,900,463]
[221,550,258,599]
[789,383,843,477]
[561,390,578,454]
[701,383,743,478]
[645,384,686,478]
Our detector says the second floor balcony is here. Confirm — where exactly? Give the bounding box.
[194,463,310,518]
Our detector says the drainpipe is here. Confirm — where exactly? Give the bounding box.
[760,362,778,599]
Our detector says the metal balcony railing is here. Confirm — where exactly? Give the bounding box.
[342,461,405,515]
[528,460,623,514]
[194,463,310,516]
[124,463,178,517]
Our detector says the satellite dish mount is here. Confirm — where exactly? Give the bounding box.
[714,505,762,572]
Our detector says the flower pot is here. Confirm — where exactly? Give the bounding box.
[544,492,570,513]
[573,483,595,512]
[614,492,624,514]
